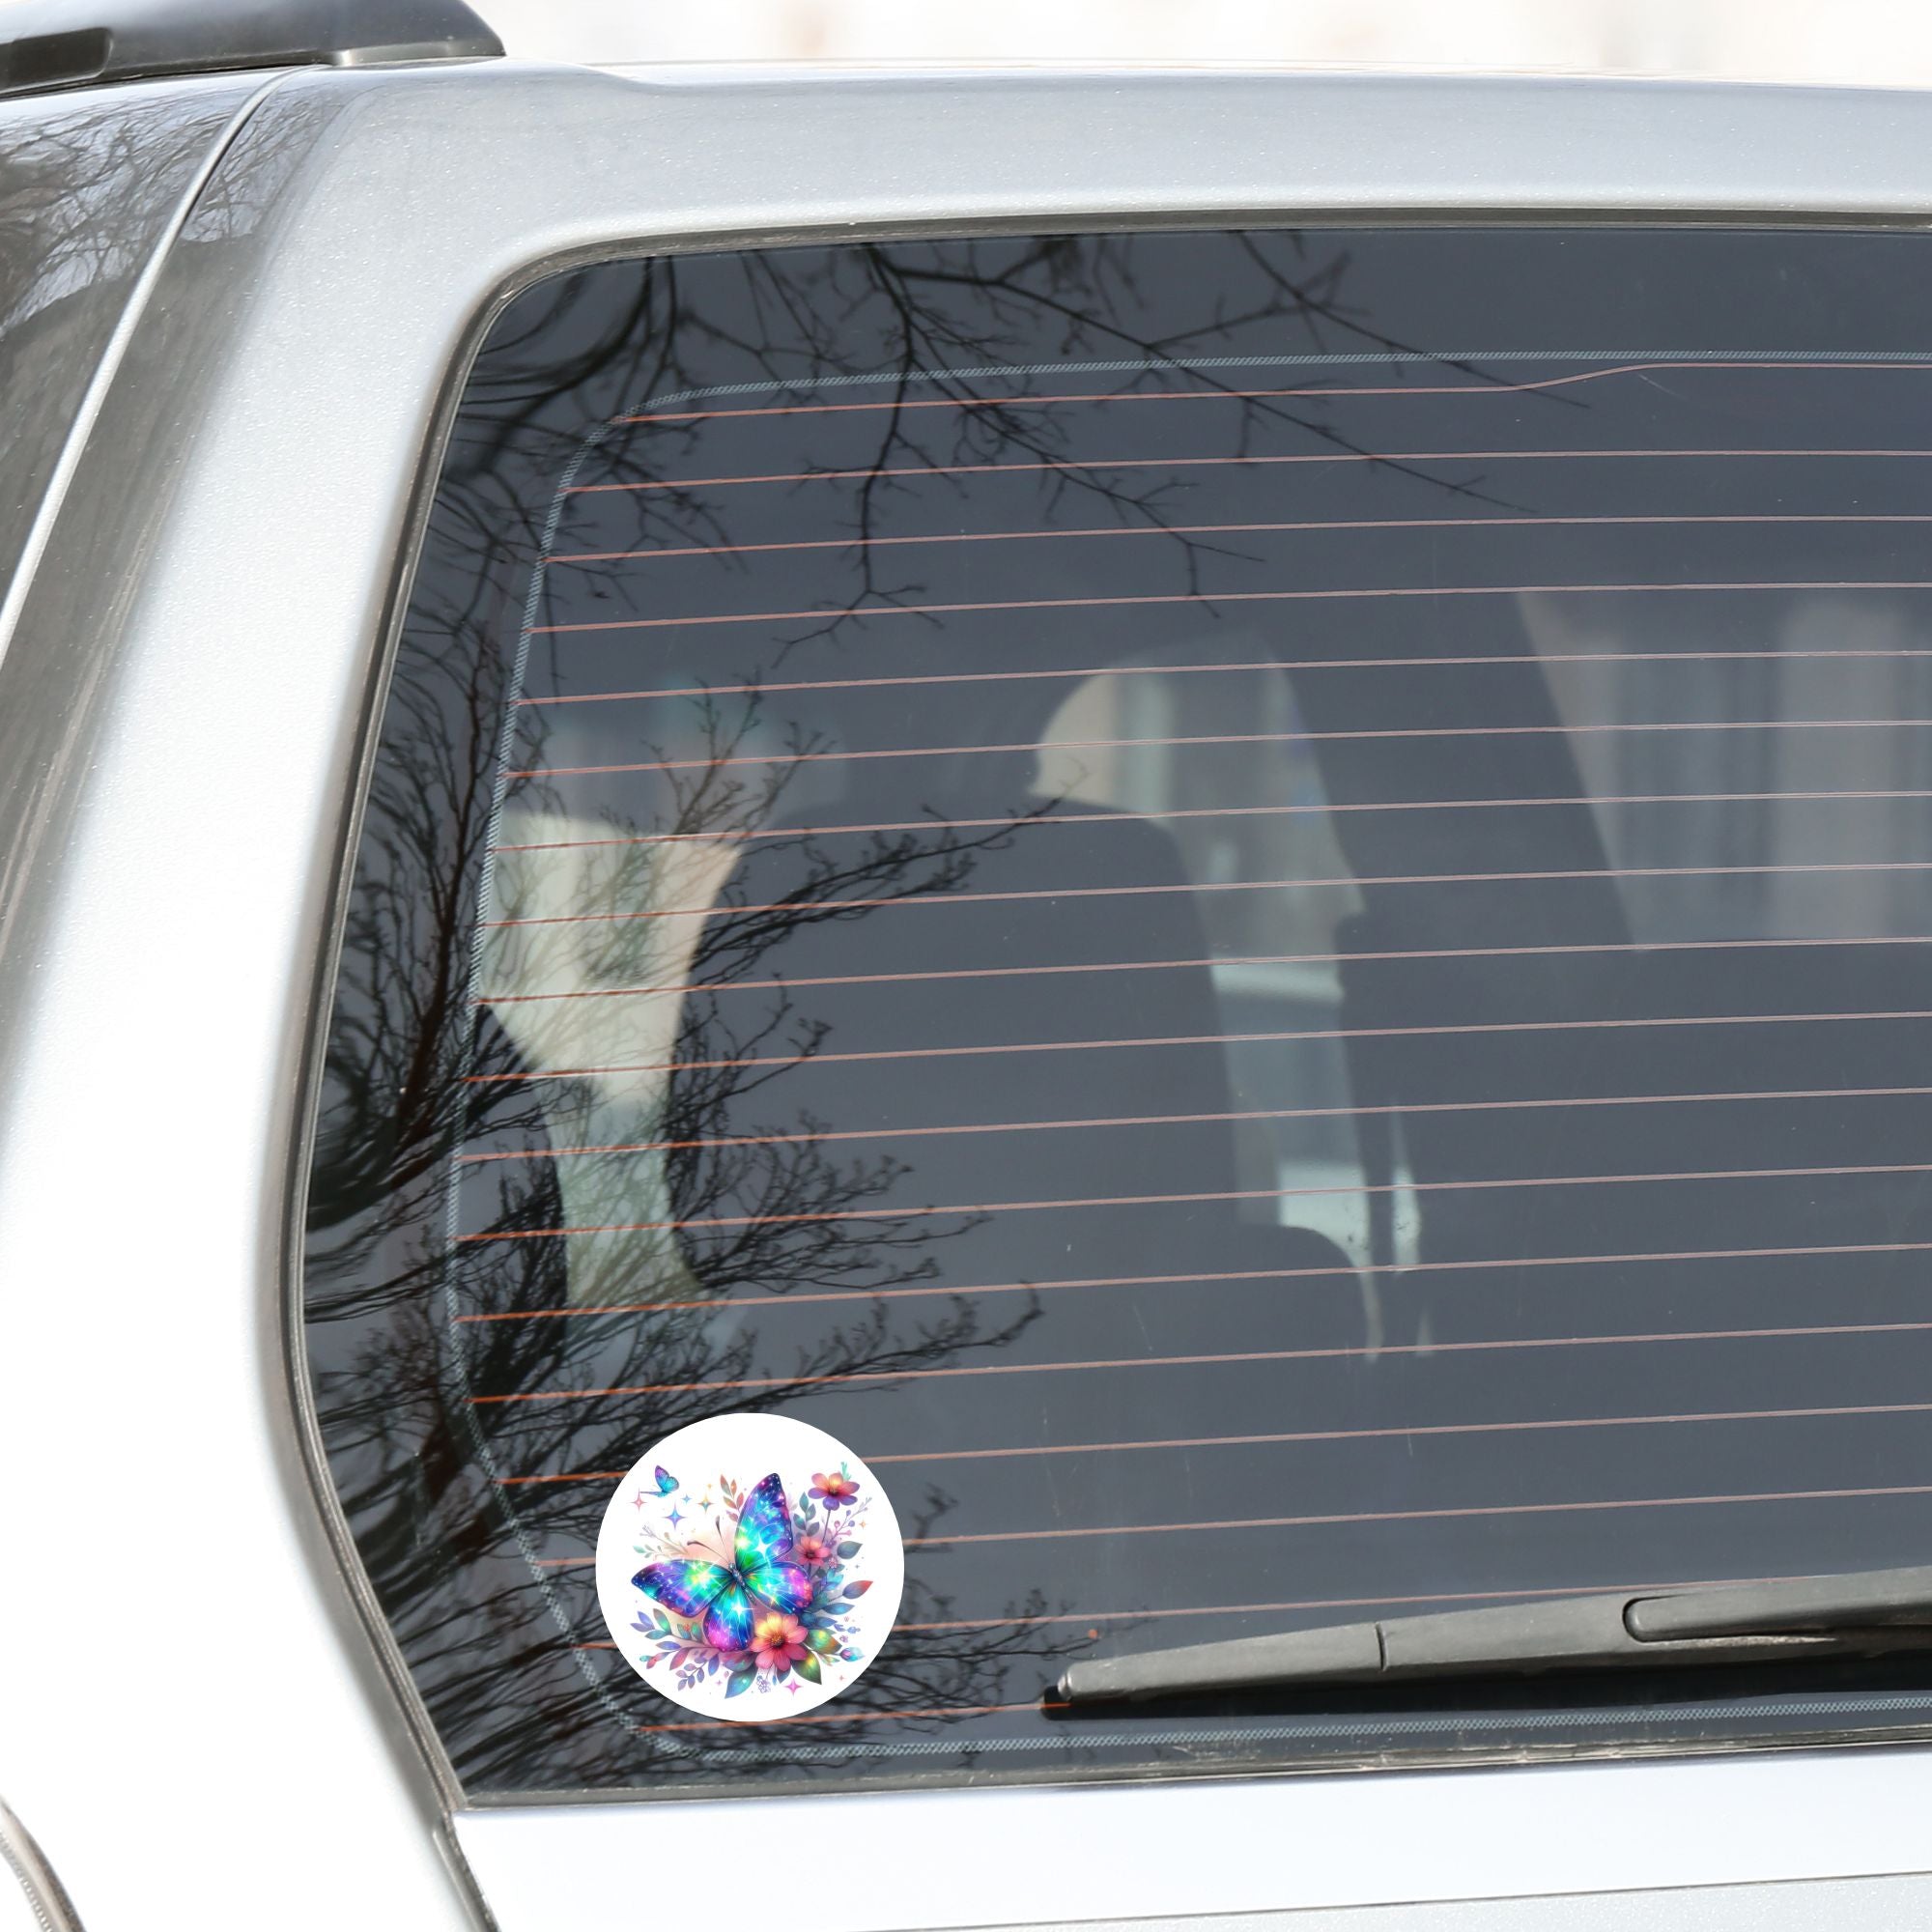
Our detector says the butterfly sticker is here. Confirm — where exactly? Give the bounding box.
[634,1471,812,1653]
[598,1414,904,1718]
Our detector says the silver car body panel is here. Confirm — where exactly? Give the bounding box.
[458,1748,1932,1925]
[0,1795,83,1932]
[10,57,1932,1929]
[0,71,265,648]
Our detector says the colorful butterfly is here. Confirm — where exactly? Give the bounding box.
[634,1471,812,1653]
[653,1466,677,1495]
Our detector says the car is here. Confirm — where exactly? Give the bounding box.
[10,3,1932,1926]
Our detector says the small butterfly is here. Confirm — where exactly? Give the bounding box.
[653,1466,677,1495]
[634,1471,811,1653]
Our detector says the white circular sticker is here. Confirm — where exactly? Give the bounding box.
[595,1413,905,1720]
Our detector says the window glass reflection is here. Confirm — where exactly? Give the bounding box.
[306,229,1932,1796]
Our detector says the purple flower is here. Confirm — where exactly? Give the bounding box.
[810,1469,860,1508]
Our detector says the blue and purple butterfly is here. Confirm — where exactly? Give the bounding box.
[633,1471,812,1654]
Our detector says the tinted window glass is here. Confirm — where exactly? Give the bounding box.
[306,228,1932,1798]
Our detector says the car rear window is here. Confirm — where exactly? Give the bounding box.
[304,226,1932,1799]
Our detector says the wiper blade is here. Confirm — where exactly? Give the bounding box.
[1057,1565,1932,1705]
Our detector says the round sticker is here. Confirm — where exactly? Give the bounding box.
[595,1413,904,1720]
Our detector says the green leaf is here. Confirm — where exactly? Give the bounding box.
[724,1669,753,1698]
[792,1650,823,1684]
[836,1541,860,1560]
[807,1627,839,1654]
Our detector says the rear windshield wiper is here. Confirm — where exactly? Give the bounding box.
[1057,1566,1932,1705]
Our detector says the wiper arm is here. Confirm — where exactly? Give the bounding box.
[1057,1565,1932,1705]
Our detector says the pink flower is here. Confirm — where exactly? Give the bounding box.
[810,1469,860,1508]
[751,1611,810,1674]
[794,1530,835,1564]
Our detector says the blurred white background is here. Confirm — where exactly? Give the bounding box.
[482,0,1932,83]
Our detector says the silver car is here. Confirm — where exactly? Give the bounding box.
[10,3,1932,1925]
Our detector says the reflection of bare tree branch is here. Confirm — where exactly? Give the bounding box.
[2,97,204,333]
[305,231,1429,1793]
[0,89,269,595]
[620,239,1535,655]
[309,568,1068,1789]
[379,231,1563,732]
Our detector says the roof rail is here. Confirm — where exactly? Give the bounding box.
[0,0,503,100]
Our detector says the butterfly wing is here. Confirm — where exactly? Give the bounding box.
[635,1559,732,1621]
[733,1472,796,1571]
[639,1477,810,1650]
[654,1465,677,1494]
[741,1557,814,1615]
[700,1579,760,1654]
[731,1472,811,1618]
